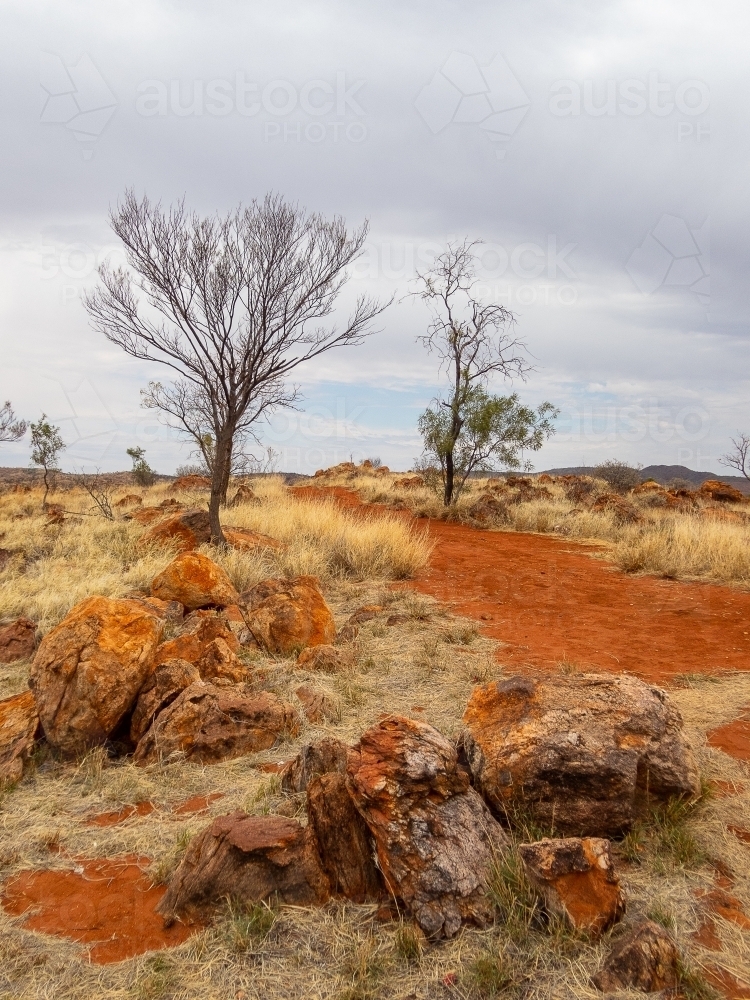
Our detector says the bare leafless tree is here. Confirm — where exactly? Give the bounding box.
[84,190,386,543]
[0,401,27,443]
[414,240,532,504]
[720,432,750,480]
[73,469,116,520]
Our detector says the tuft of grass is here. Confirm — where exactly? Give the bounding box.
[677,960,722,1000]
[222,898,277,953]
[487,844,539,938]
[133,954,176,1000]
[393,920,423,965]
[467,949,517,997]
[650,796,707,869]
[338,933,385,999]
[646,902,675,929]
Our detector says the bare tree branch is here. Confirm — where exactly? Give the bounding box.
[720,432,750,480]
[0,401,27,443]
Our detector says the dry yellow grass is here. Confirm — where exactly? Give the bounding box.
[0,478,431,633]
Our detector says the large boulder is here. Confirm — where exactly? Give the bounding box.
[281,736,349,793]
[295,683,340,724]
[222,527,281,552]
[158,813,330,924]
[699,479,746,504]
[0,617,36,663]
[133,683,299,765]
[140,509,212,551]
[28,597,164,756]
[173,475,211,490]
[346,716,508,939]
[194,637,248,685]
[0,691,40,785]
[151,552,239,611]
[129,658,201,744]
[153,613,239,667]
[239,576,335,655]
[518,838,625,936]
[592,920,679,992]
[307,772,385,903]
[462,674,700,836]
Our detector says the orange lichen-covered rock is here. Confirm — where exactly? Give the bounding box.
[133,683,299,765]
[0,691,40,785]
[346,716,508,939]
[151,552,239,611]
[140,510,211,551]
[0,617,37,663]
[462,674,699,836]
[240,576,335,655]
[195,637,249,685]
[158,813,330,924]
[129,658,200,744]
[28,596,164,756]
[153,613,239,668]
[518,838,625,936]
[222,527,281,552]
[590,492,642,523]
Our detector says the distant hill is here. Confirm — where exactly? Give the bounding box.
[541,464,750,495]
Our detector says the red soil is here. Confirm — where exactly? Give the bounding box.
[708,712,750,761]
[2,855,199,963]
[294,486,750,683]
[86,793,225,827]
[172,792,224,815]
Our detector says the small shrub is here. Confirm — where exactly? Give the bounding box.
[593,459,642,494]
[393,920,422,965]
[127,446,156,486]
[223,898,276,952]
[677,959,721,1000]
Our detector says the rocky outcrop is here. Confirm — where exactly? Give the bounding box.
[0,617,36,663]
[158,812,330,924]
[140,509,212,551]
[173,475,211,490]
[592,920,679,992]
[296,644,353,673]
[462,674,699,836]
[222,527,281,552]
[153,613,239,667]
[518,838,625,936]
[467,494,510,525]
[590,493,642,523]
[0,691,40,785]
[133,683,299,765]
[151,552,239,611]
[307,772,384,902]
[129,658,201,744]
[228,483,257,507]
[239,576,335,655]
[281,736,349,793]
[195,637,248,685]
[346,716,508,939]
[29,596,164,756]
[392,476,424,489]
[114,493,143,507]
[699,479,746,504]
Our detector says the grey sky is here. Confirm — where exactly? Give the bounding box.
[1,0,747,474]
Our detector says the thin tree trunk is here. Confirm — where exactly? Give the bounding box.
[444,450,454,506]
[219,440,232,505]
[209,431,232,545]
[42,468,49,509]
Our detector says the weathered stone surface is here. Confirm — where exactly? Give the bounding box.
[173,475,211,490]
[133,683,299,765]
[281,736,349,793]
[129,658,201,744]
[140,509,212,551]
[195,637,249,685]
[468,494,510,525]
[239,576,335,654]
[228,483,257,507]
[699,479,746,504]
[296,644,353,673]
[592,920,679,992]
[590,493,642,523]
[0,691,39,785]
[307,772,384,902]
[0,617,36,663]
[462,674,700,836]
[295,683,340,724]
[392,476,424,489]
[29,596,164,756]
[129,506,172,525]
[222,527,282,552]
[158,812,330,924]
[151,552,239,611]
[114,493,143,507]
[518,838,625,936]
[154,613,239,668]
[346,716,508,939]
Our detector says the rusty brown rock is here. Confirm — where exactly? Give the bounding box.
[154,613,239,668]
[0,691,40,785]
[518,838,625,936]
[222,526,282,553]
[699,479,746,504]
[592,920,679,992]
[158,812,330,924]
[281,737,349,793]
[151,552,239,611]
[28,596,164,756]
[462,674,700,837]
[140,509,211,551]
[128,506,171,525]
[346,716,508,939]
[129,658,201,744]
[392,476,424,489]
[173,475,211,490]
[195,637,249,685]
[296,644,353,673]
[239,576,335,655]
[590,492,642,523]
[114,493,143,507]
[467,494,510,525]
[295,683,340,724]
[133,683,299,765]
[346,605,383,626]
[0,617,36,663]
[228,483,257,507]
[307,772,384,902]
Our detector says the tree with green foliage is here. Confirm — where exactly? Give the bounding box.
[126,446,156,486]
[419,388,557,503]
[29,415,65,507]
[415,240,556,504]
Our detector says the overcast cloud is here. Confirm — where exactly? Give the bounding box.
[1,0,748,474]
